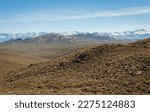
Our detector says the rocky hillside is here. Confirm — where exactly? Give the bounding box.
[0,38,150,94]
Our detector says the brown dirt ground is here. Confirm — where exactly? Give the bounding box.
[0,39,150,94]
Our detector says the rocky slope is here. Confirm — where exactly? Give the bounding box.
[0,38,150,94]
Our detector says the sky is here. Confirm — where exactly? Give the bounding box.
[0,0,150,33]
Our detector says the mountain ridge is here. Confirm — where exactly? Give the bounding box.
[1,29,150,43]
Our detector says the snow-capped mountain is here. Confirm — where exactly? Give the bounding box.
[0,32,48,43]
[62,29,150,41]
[0,29,150,43]
[61,31,81,36]
[112,29,150,40]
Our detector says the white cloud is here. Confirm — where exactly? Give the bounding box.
[60,7,150,20]
[0,6,150,23]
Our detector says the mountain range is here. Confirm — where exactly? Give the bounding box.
[0,29,150,43]
[0,32,48,43]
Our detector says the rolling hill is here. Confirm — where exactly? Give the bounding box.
[0,38,150,94]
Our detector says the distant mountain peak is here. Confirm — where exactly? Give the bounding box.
[0,29,150,43]
[134,29,149,34]
[61,31,81,36]
[0,32,48,43]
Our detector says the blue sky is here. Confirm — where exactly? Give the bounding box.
[0,0,150,33]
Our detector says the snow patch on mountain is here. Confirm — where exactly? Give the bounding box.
[61,31,81,36]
